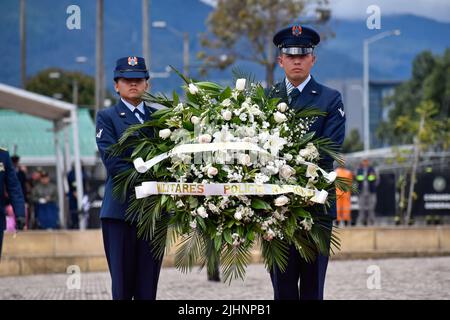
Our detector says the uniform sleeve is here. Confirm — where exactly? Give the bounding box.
[320,91,346,169]
[4,152,25,217]
[95,111,133,176]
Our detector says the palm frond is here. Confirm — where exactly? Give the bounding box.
[260,237,289,273]
[231,67,258,86]
[220,242,253,284]
[175,229,206,274]
[314,137,344,165]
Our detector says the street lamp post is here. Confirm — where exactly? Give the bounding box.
[71,56,87,226]
[152,21,190,79]
[363,29,400,152]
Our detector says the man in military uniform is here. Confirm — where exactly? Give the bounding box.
[266,25,346,300]
[95,56,161,300]
[0,148,26,258]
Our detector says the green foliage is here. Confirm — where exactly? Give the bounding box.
[377,49,450,149]
[25,68,116,108]
[342,129,364,153]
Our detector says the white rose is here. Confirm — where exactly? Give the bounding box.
[277,102,288,112]
[191,116,200,125]
[188,83,199,94]
[273,111,287,123]
[234,210,243,220]
[222,110,232,121]
[300,143,319,160]
[279,165,296,179]
[207,166,218,177]
[235,78,246,91]
[239,154,251,166]
[159,128,172,139]
[197,206,208,218]
[274,195,289,207]
[198,134,212,143]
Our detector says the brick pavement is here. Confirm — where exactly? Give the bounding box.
[0,257,449,300]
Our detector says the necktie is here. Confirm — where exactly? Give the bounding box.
[289,88,301,107]
[133,109,145,124]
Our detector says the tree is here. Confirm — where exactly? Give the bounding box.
[197,0,331,87]
[377,49,450,147]
[341,128,363,153]
[394,101,450,224]
[25,68,116,109]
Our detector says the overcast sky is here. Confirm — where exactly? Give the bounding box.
[199,0,450,23]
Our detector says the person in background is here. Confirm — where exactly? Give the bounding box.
[0,148,25,258]
[335,163,353,227]
[356,159,379,226]
[67,164,88,229]
[10,155,29,229]
[31,171,59,229]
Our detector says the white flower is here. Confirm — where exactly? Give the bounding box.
[241,102,250,109]
[222,109,232,121]
[191,116,200,125]
[234,210,243,220]
[245,127,256,137]
[174,103,184,112]
[300,218,314,231]
[239,113,248,122]
[284,153,293,161]
[279,165,296,179]
[213,125,235,142]
[254,173,270,184]
[305,164,319,179]
[235,78,246,91]
[277,102,288,112]
[263,132,288,156]
[189,220,197,229]
[198,134,212,143]
[299,143,320,161]
[239,154,251,166]
[250,104,263,116]
[208,203,220,213]
[263,229,276,241]
[221,98,232,107]
[197,206,208,218]
[207,166,218,178]
[176,200,184,208]
[159,129,171,139]
[274,195,289,207]
[188,83,199,94]
[274,111,287,123]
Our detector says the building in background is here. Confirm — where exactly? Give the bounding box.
[326,79,402,149]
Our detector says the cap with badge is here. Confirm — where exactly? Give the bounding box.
[114,56,149,81]
[273,25,320,55]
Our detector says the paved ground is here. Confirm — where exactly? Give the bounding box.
[0,256,449,300]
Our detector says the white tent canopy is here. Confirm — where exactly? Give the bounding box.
[0,82,85,228]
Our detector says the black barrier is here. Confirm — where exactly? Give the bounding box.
[412,169,450,216]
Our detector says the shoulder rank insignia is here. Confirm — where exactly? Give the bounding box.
[96,128,103,139]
